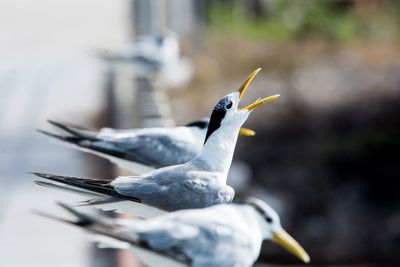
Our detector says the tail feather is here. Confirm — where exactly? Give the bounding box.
[34,180,105,198]
[47,119,98,140]
[75,197,125,207]
[36,203,190,267]
[36,203,136,243]
[34,202,104,228]
[57,202,98,227]
[32,172,141,203]
[40,120,155,174]
[32,209,77,226]
[37,129,85,146]
[38,127,127,161]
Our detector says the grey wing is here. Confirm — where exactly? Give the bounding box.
[113,166,234,212]
[111,134,197,168]
[112,170,227,211]
[135,218,254,267]
[182,175,235,206]
[132,221,199,263]
[113,173,186,211]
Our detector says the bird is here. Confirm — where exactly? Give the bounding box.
[100,31,193,87]
[33,68,280,218]
[38,118,256,175]
[36,198,310,267]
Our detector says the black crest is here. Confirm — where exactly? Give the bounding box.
[204,97,230,144]
[237,197,274,224]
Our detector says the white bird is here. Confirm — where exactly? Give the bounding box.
[37,198,310,267]
[33,69,280,218]
[101,31,193,87]
[38,119,255,175]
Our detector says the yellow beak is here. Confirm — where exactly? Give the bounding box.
[237,68,261,99]
[240,94,280,111]
[236,68,280,111]
[272,230,310,263]
[239,127,256,136]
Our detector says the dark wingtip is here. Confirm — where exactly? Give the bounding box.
[57,202,79,215]
[47,119,63,127]
[32,209,76,225]
[47,119,91,131]
[46,119,73,132]
[30,172,52,179]
[33,180,52,187]
[57,202,96,227]
[36,129,66,139]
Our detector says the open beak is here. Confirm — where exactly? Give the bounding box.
[236,68,280,111]
[240,94,280,111]
[272,230,310,263]
[237,68,261,99]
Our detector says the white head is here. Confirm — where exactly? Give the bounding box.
[204,68,280,145]
[195,69,279,175]
[154,31,180,63]
[203,92,249,143]
[245,197,310,263]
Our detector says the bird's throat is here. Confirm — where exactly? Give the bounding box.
[195,125,240,176]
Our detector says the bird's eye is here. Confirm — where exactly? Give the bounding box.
[266,217,273,223]
[226,101,233,109]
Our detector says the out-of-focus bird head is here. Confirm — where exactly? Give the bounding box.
[204,68,279,144]
[245,197,310,263]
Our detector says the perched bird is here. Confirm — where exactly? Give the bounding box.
[37,199,310,267]
[33,69,280,218]
[38,118,255,175]
[100,31,193,87]
[101,32,178,73]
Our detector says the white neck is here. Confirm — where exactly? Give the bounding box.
[193,122,240,176]
[187,127,207,152]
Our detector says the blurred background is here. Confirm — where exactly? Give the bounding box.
[0,0,399,266]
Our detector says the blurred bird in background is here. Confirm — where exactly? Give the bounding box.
[36,198,309,267]
[99,31,193,88]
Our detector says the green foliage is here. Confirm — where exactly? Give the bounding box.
[207,0,399,43]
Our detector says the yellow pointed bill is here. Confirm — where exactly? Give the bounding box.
[272,230,310,263]
[239,128,256,136]
[240,94,280,111]
[235,68,279,111]
[237,68,261,99]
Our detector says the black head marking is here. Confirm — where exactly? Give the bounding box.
[241,197,274,224]
[185,119,209,129]
[204,96,230,144]
[266,217,273,223]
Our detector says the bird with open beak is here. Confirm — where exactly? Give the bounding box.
[33,69,280,218]
[36,198,309,267]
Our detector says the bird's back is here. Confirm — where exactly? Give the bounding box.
[97,127,200,168]
[131,205,261,267]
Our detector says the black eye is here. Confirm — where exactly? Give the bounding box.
[226,101,233,109]
[266,217,273,223]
